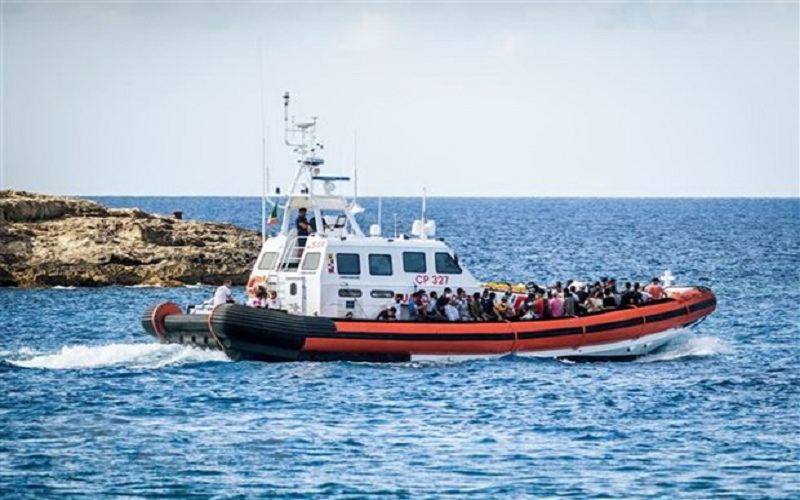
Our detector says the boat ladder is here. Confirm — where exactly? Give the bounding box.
[277,237,304,270]
[266,274,280,293]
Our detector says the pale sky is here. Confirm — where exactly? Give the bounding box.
[2,1,798,197]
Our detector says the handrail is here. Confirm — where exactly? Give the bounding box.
[276,236,304,269]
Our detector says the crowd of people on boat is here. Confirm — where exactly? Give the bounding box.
[220,275,666,321]
[377,277,667,322]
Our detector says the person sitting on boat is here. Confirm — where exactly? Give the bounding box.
[637,282,652,303]
[483,291,499,320]
[548,290,564,318]
[515,300,532,320]
[249,286,268,308]
[469,292,487,321]
[609,279,621,306]
[435,287,452,315]
[266,290,283,310]
[212,279,235,306]
[376,306,397,321]
[519,305,537,320]
[562,291,576,317]
[494,297,515,320]
[443,297,460,321]
[479,290,493,318]
[630,282,644,305]
[407,292,420,320]
[602,288,617,310]
[415,290,429,319]
[574,285,589,316]
[575,284,589,303]
[519,292,537,318]
[502,290,514,309]
[584,290,604,313]
[455,289,472,321]
[390,293,406,320]
[620,282,637,307]
[426,291,437,314]
[644,278,666,300]
[533,290,550,319]
[428,291,446,320]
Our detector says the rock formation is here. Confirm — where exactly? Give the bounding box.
[0,190,262,287]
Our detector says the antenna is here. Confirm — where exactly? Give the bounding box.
[347,130,364,215]
[283,91,291,146]
[353,130,358,203]
[421,187,427,241]
[259,41,267,242]
[378,196,382,231]
[265,127,272,238]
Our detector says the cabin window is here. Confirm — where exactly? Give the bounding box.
[370,290,395,299]
[257,252,278,271]
[301,252,321,271]
[338,289,362,298]
[403,252,426,273]
[369,254,393,276]
[337,253,361,275]
[435,252,462,274]
[290,283,298,295]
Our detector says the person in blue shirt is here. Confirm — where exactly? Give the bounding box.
[407,292,419,320]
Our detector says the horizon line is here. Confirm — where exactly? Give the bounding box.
[2,188,798,200]
[78,194,799,200]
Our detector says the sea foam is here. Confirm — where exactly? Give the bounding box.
[6,343,228,370]
[637,336,734,363]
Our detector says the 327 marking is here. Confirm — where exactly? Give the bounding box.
[414,275,449,286]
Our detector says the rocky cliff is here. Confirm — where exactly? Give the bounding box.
[0,190,262,287]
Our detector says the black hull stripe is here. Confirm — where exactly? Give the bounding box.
[688,298,717,313]
[644,308,687,323]
[518,327,583,340]
[585,317,643,333]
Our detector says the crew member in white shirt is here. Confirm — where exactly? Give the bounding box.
[212,279,235,306]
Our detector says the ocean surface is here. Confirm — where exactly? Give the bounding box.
[1,197,798,499]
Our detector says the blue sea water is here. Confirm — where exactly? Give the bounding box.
[1,197,798,499]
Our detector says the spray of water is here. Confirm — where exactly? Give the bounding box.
[4,343,229,370]
[637,336,733,363]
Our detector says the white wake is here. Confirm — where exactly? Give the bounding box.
[4,343,229,370]
[636,336,733,363]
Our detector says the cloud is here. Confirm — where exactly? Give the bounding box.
[338,12,389,52]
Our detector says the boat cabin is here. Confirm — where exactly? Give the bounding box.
[246,93,480,319]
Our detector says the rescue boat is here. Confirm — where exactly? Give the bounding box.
[141,93,717,362]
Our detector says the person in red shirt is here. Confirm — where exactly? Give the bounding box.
[533,292,548,319]
[644,278,666,300]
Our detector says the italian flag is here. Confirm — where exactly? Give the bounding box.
[267,202,279,226]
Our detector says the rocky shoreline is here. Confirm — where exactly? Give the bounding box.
[0,190,262,287]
